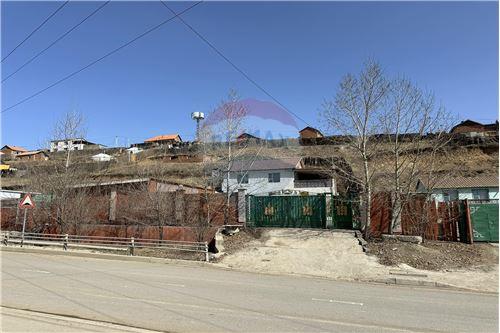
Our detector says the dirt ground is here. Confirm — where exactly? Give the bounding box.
[367,239,499,272]
[215,228,499,292]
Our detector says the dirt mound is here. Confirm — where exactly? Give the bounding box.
[368,239,498,271]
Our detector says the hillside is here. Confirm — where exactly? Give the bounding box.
[1,139,498,192]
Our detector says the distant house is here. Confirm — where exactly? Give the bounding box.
[126,147,143,155]
[91,153,113,162]
[222,157,337,196]
[450,120,498,137]
[50,138,103,152]
[237,133,261,143]
[1,145,28,156]
[15,150,49,161]
[417,175,499,202]
[132,134,182,149]
[299,127,324,139]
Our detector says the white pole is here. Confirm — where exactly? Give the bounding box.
[21,209,27,247]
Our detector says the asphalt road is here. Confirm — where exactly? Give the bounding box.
[1,251,498,332]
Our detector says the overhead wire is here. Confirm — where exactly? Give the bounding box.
[2,0,70,62]
[159,0,310,127]
[1,1,203,114]
[3,1,111,83]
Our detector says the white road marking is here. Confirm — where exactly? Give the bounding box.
[22,269,51,274]
[312,297,364,306]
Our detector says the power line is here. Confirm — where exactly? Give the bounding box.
[3,1,111,83]
[1,1,203,114]
[159,0,310,127]
[2,1,70,63]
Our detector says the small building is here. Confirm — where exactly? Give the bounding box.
[133,134,182,149]
[450,120,498,137]
[50,138,103,152]
[91,153,113,162]
[221,157,336,196]
[237,133,261,144]
[126,147,143,155]
[1,145,28,156]
[417,175,499,202]
[299,127,324,139]
[15,150,49,161]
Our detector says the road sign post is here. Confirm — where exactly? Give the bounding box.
[18,194,35,247]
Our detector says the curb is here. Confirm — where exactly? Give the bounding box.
[0,246,211,268]
[371,277,476,291]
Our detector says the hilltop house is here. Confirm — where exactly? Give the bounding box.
[50,138,103,152]
[15,150,49,161]
[133,134,182,149]
[299,126,324,139]
[450,120,498,137]
[221,157,337,196]
[1,145,28,157]
[417,175,499,202]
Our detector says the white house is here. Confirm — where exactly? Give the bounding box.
[221,157,337,196]
[417,175,499,202]
[91,153,113,162]
[50,138,102,152]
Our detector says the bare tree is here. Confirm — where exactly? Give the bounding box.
[205,89,249,224]
[321,60,389,238]
[381,77,454,233]
[52,110,86,169]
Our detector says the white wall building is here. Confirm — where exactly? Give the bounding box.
[222,158,337,196]
[417,175,499,202]
[50,138,101,152]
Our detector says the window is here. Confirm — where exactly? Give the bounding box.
[237,173,249,184]
[443,190,458,202]
[268,172,280,183]
[472,188,489,200]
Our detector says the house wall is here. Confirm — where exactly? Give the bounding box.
[223,169,296,195]
[50,141,87,152]
[223,169,335,195]
[432,187,499,202]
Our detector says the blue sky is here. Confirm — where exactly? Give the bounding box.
[1,1,498,149]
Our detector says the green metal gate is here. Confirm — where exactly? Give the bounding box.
[247,195,326,228]
[470,200,499,242]
[331,197,353,229]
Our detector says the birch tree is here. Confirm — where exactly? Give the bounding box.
[52,110,86,169]
[322,61,389,238]
[381,77,454,233]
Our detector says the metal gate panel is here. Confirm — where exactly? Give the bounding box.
[247,195,326,228]
[470,201,499,242]
[331,197,353,229]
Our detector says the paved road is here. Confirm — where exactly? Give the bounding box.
[1,251,498,332]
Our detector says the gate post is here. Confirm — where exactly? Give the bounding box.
[238,189,246,226]
[325,194,333,229]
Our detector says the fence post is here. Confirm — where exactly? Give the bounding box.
[3,231,9,246]
[204,241,209,262]
[129,237,135,256]
[63,234,68,251]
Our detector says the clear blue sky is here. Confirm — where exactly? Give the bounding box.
[1,1,498,149]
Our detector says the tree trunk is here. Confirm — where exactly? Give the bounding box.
[363,157,371,239]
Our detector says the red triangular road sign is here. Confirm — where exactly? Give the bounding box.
[19,194,35,209]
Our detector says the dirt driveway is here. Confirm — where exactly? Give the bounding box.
[215,229,499,292]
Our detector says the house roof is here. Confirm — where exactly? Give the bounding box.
[423,175,499,189]
[237,133,260,140]
[229,157,302,172]
[145,134,182,143]
[1,145,28,152]
[16,150,48,157]
[71,177,208,190]
[299,126,324,136]
[450,120,499,133]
